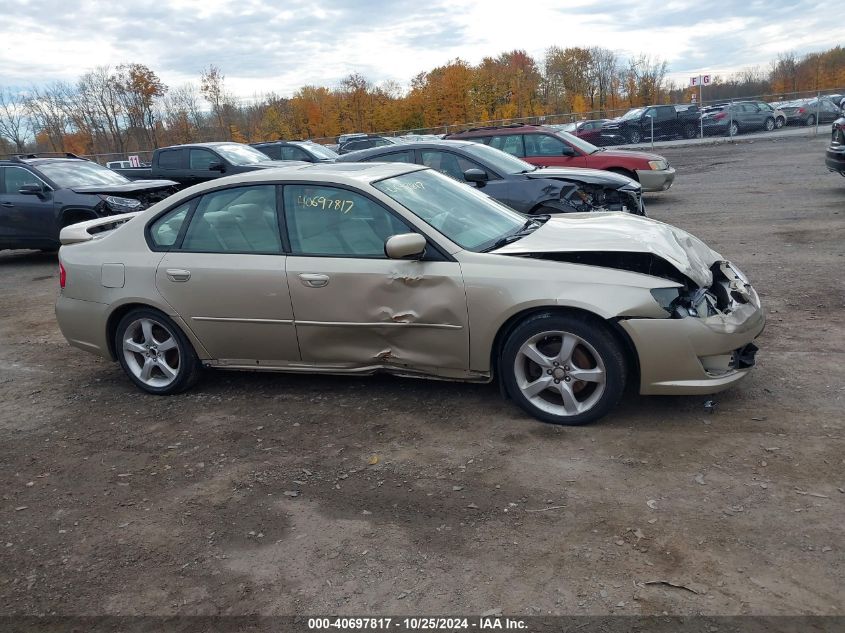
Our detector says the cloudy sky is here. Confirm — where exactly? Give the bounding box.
[0,0,835,97]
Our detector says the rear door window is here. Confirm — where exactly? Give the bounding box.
[157,149,183,169]
[181,185,281,253]
[487,134,525,157]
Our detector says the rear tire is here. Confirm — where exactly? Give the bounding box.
[727,121,739,137]
[775,116,785,129]
[805,114,816,126]
[683,124,698,139]
[501,312,627,426]
[114,308,201,395]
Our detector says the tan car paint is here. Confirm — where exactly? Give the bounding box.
[155,251,299,363]
[57,162,764,395]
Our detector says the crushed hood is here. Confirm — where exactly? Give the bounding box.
[493,213,720,288]
[71,179,177,194]
[527,166,639,188]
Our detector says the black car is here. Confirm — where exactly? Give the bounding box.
[826,115,845,177]
[0,154,177,251]
[337,135,405,155]
[250,140,339,162]
[336,140,645,215]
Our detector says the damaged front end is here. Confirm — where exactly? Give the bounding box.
[558,181,645,215]
[515,242,764,393]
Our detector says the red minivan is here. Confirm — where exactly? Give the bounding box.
[446,124,675,192]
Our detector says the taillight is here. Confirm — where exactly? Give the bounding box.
[798,107,806,114]
[59,262,66,289]
[714,112,726,120]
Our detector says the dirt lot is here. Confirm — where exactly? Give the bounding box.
[1,135,843,618]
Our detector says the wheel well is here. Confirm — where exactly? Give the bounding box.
[608,167,638,182]
[489,306,640,394]
[105,303,162,361]
[60,208,97,228]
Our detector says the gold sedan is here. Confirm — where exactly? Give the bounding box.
[56,163,764,425]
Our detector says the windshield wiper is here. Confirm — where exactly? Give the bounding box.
[483,215,549,252]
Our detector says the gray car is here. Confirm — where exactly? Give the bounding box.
[337,140,645,215]
[701,101,777,137]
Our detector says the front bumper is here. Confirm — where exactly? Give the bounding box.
[635,167,675,192]
[620,279,765,395]
[825,146,845,175]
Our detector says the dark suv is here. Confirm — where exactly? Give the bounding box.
[251,140,339,162]
[0,154,177,251]
[826,114,845,177]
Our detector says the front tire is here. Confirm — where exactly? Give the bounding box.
[727,121,739,137]
[683,124,698,139]
[501,313,627,426]
[775,116,785,129]
[627,129,642,144]
[764,117,775,132]
[115,308,201,395]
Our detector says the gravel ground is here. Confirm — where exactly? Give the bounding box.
[1,134,843,617]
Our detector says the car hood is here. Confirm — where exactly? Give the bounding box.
[71,179,178,194]
[493,213,720,287]
[249,160,310,169]
[527,166,638,188]
[590,148,665,162]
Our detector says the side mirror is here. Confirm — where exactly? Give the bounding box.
[385,233,427,260]
[561,146,575,156]
[207,161,226,172]
[19,183,45,196]
[463,168,488,185]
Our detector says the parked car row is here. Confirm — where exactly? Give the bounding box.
[539,96,845,145]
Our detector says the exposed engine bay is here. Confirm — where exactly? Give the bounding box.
[558,182,644,215]
[521,252,753,319]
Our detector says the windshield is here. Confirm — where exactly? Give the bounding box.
[373,169,525,251]
[213,144,271,165]
[621,108,644,120]
[553,130,600,154]
[38,161,130,188]
[461,142,536,175]
[303,143,339,159]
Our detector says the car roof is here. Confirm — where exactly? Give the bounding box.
[336,139,480,160]
[449,123,541,136]
[189,161,427,190]
[0,157,88,167]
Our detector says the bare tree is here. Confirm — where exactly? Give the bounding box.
[0,88,30,152]
[25,83,70,152]
[200,65,230,139]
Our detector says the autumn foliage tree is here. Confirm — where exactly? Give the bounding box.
[2,45,844,159]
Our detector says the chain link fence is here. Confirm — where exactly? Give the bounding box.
[4,88,841,164]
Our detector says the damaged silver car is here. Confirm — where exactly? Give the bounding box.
[55,163,764,425]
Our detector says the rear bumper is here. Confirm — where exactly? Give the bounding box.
[55,294,111,359]
[635,167,675,192]
[620,289,765,395]
[825,146,845,175]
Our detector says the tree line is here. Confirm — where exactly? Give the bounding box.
[1,45,843,158]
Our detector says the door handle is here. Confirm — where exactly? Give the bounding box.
[298,273,329,288]
[0,202,13,207]
[166,268,191,282]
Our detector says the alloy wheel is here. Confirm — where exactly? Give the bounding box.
[513,330,606,417]
[122,317,181,388]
